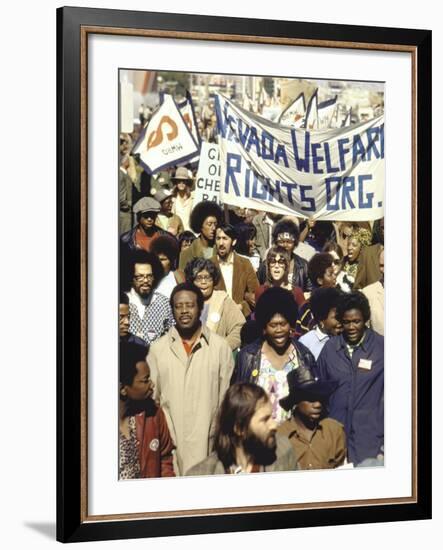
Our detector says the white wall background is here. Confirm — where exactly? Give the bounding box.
[0,0,438,548]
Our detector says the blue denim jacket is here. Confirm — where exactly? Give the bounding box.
[317,329,384,464]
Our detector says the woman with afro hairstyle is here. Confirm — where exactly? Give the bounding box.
[232,286,317,424]
[151,234,186,300]
[178,201,223,271]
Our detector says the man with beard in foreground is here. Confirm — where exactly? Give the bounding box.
[186,383,297,475]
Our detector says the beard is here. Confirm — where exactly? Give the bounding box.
[242,430,277,467]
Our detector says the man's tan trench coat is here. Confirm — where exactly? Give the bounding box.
[148,325,234,475]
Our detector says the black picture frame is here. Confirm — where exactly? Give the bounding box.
[57,6,432,543]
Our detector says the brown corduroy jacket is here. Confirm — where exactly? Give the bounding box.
[212,252,259,317]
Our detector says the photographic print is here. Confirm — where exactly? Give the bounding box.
[118,69,385,479]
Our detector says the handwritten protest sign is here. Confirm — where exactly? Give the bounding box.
[194,142,222,205]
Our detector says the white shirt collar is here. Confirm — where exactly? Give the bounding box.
[315,326,330,341]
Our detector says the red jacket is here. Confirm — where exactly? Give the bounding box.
[135,404,175,478]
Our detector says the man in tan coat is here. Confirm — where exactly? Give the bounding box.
[147,282,234,475]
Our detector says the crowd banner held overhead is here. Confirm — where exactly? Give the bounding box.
[194,142,222,205]
[215,93,385,221]
[132,94,199,174]
[278,92,306,127]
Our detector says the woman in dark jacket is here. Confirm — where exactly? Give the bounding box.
[232,287,317,425]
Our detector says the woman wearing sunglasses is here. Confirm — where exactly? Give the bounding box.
[255,246,314,336]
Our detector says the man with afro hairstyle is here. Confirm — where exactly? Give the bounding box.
[178,201,223,271]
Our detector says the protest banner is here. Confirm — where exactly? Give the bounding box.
[278,92,306,127]
[194,142,222,204]
[132,94,199,174]
[215,93,384,221]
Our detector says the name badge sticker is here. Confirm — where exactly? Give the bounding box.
[358,359,372,371]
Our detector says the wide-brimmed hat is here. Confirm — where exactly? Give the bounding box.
[171,166,193,183]
[133,197,161,215]
[279,366,338,412]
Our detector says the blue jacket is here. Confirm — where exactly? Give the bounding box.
[232,337,317,385]
[316,329,384,464]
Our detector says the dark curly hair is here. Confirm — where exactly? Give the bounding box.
[255,286,299,331]
[272,219,300,246]
[151,234,180,270]
[170,281,205,313]
[184,257,221,286]
[129,249,164,290]
[119,340,149,387]
[190,201,223,234]
[234,223,257,256]
[336,291,371,323]
[178,230,197,251]
[308,253,334,288]
[310,287,343,323]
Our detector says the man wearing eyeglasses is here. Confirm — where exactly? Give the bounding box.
[126,250,175,345]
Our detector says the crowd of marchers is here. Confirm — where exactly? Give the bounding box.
[119,102,384,478]
[118,162,384,478]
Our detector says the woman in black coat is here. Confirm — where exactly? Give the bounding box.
[232,286,317,424]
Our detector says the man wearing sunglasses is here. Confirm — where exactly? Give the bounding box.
[120,196,167,258]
